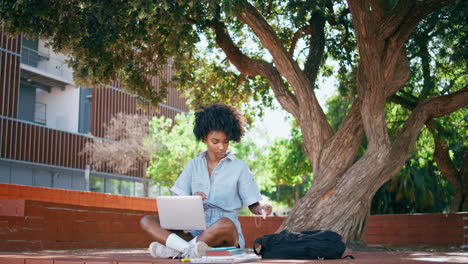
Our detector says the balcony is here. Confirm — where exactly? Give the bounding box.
[34,102,47,125]
[20,46,74,88]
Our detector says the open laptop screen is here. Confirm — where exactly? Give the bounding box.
[156,196,206,230]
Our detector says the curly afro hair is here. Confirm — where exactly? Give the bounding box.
[193,103,246,143]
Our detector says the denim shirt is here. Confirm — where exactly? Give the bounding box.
[170,151,262,248]
[170,151,262,212]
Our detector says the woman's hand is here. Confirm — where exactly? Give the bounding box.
[258,204,273,215]
[193,192,208,201]
[256,204,273,216]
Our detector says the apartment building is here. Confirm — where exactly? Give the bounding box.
[0,27,189,197]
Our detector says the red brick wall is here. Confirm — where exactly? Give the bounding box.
[362,213,468,247]
[242,213,468,248]
[0,183,157,212]
[239,216,284,248]
[0,184,466,251]
[0,199,153,251]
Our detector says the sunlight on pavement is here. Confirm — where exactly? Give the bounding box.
[407,252,468,263]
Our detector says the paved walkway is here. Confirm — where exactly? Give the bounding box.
[0,249,467,263]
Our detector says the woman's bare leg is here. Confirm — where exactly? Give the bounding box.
[140,215,193,244]
[197,217,238,247]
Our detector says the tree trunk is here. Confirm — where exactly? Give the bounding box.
[429,120,468,212]
[280,138,392,241]
[294,184,299,204]
[461,154,468,211]
[452,152,468,212]
[462,194,468,212]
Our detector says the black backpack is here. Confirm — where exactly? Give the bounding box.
[253,230,352,260]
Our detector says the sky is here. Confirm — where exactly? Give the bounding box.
[247,76,338,146]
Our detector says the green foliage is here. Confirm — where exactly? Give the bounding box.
[266,126,312,185]
[325,95,353,131]
[323,2,357,97]
[146,113,205,187]
[371,127,456,214]
[174,53,274,122]
[372,102,467,214]
[0,0,276,115]
[403,0,467,100]
[371,1,468,213]
[261,125,314,207]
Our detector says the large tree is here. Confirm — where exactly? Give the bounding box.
[326,1,467,213]
[2,0,466,241]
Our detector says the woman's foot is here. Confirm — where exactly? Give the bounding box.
[148,241,180,258]
[182,241,212,258]
[149,240,211,259]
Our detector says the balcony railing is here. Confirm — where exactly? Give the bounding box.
[0,116,145,177]
[21,46,74,84]
[34,102,47,125]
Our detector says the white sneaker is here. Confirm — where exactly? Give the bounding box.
[181,241,212,258]
[148,241,181,259]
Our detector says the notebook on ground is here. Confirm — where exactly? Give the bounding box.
[156,196,206,230]
[190,253,261,263]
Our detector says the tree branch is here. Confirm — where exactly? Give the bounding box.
[375,0,414,39]
[369,0,389,21]
[304,11,326,86]
[383,49,412,97]
[346,0,372,39]
[235,1,333,154]
[386,0,454,52]
[325,1,337,25]
[209,20,299,117]
[288,25,311,56]
[384,85,468,177]
[390,91,466,212]
[427,120,461,188]
[388,94,416,110]
[430,120,467,212]
[235,2,313,94]
[319,98,364,179]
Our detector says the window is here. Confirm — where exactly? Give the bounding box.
[135,182,144,197]
[105,178,120,194]
[120,180,134,196]
[90,176,104,192]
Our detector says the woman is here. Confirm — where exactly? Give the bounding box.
[140,103,272,259]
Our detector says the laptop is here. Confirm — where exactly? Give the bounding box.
[156,195,206,230]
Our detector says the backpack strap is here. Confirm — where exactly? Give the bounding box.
[253,244,261,255]
[253,237,263,255]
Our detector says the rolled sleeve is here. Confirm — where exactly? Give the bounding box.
[170,161,192,196]
[238,164,262,207]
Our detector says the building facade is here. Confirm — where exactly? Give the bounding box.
[0,27,189,197]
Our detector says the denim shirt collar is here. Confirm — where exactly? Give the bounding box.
[197,150,236,161]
